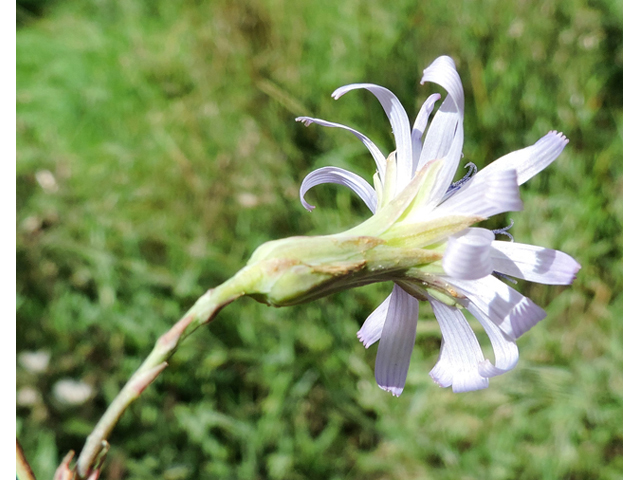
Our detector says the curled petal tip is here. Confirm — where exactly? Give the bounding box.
[436,55,456,65]
[430,374,448,388]
[331,84,370,100]
[356,331,375,349]
[295,117,313,127]
[550,130,569,145]
[420,55,458,84]
[569,260,582,283]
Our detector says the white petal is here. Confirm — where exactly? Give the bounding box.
[332,84,413,189]
[428,296,489,392]
[491,241,581,285]
[443,228,495,280]
[374,285,419,396]
[299,166,378,213]
[411,93,441,169]
[357,293,392,348]
[476,131,569,186]
[433,168,522,218]
[464,301,520,377]
[418,56,465,205]
[296,116,387,181]
[448,275,547,339]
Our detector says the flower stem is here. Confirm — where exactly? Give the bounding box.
[16,439,36,480]
[74,270,253,479]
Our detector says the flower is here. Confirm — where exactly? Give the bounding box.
[294,56,580,396]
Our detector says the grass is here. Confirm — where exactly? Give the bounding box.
[17,0,622,479]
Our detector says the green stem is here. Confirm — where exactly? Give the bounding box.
[17,439,36,480]
[74,269,254,479]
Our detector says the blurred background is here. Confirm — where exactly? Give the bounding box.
[16,0,622,479]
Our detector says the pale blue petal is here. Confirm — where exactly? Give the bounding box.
[332,84,413,190]
[357,293,392,348]
[491,242,581,285]
[449,276,547,339]
[464,301,520,377]
[374,285,419,396]
[418,56,465,206]
[433,168,522,218]
[476,131,569,186]
[428,296,489,392]
[299,166,377,213]
[411,93,441,170]
[443,228,495,280]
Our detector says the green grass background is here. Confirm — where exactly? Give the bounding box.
[16,0,622,478]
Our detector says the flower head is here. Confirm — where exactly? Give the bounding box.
[293,56,580,396]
